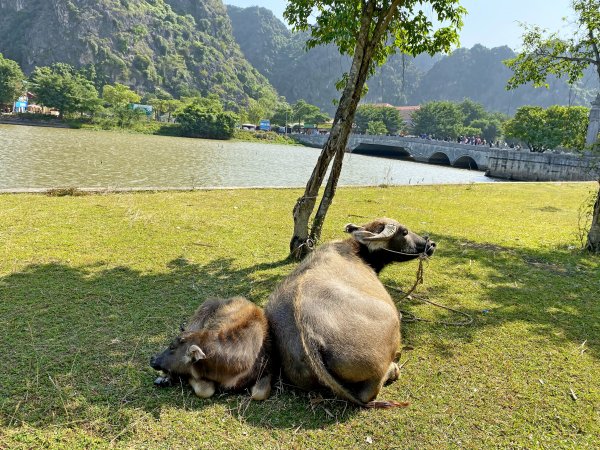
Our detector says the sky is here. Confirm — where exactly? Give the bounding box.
[225,0,574,50]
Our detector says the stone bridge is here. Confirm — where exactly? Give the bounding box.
[295,134,493,170]
[294,133,600,181]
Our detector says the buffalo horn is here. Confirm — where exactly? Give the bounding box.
[361,223,398,241]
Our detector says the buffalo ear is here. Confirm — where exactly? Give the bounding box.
[350,229,378,244]
[187,345,206,363]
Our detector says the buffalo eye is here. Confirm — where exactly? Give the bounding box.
[402,229,409,236]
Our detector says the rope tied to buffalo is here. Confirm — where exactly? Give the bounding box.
[385,250,474,327]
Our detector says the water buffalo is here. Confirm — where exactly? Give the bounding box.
[265,218,435,407]
[150,296,272,400]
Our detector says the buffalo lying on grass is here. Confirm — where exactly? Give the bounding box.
[150,296,272,400]
[266,218,436,408]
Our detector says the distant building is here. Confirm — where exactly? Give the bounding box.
[395,106,420,127]
[363,103,421,128]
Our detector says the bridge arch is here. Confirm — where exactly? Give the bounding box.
[453,155,479,170]
[351,144,414,161]
[428,152,451,166]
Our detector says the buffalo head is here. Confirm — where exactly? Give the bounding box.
[345,218,436,269]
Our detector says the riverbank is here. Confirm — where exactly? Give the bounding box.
[0,116,297,144]
[1,183,598,449]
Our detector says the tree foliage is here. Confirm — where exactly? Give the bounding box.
[291,99,330,125]
[29,63,101,118]
[269,102,293,126]
[0,52,24,105]
[102,83,141,107]
[355,104,403,134]
[503,105,590,152]
[366,120,388,135]
[411,99,504,141]
[175,98,238,140]
[412,101,464,138]
[505,0,600,90]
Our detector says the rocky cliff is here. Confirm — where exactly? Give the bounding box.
[0,0,277,109]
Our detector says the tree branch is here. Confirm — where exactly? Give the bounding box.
[531,48,596,65]
[588,29,600,79]
[373,0,406,43]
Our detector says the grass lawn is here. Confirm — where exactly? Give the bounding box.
[1,183,599,449]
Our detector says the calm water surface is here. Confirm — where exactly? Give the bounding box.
[0,125,495,190]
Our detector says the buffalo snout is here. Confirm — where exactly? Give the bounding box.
[425,239,436,256]
[150,355,162,371]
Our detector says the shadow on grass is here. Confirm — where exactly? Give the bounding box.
[0,258,359,437]
[387,235,600,360]
[1,241,598,437]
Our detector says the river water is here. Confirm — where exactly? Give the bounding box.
[0,124,495,190]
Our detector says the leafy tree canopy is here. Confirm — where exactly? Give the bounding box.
[0,53,24,105]
[411,101,465,138]
[175,96,239,140]
[285,0,465,69]
[355,104,403,134]
[102,83,141,107]
[270,102,293,126]
[292,99,329,124]
[366,120,388,135]
[503,105,589,152]
[505,0,600,89]
[29,63,101,118]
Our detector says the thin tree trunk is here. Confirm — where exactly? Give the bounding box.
[586,181,600,252]
[289,119,354,258]
[289,4,376,259]
[310,145,346,243]
[290,51,375,257]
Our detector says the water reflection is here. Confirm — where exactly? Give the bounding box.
[0,125,495,190]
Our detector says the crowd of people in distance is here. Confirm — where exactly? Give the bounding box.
[417,134,522,150]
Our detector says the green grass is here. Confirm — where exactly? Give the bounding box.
[0,183,599,449]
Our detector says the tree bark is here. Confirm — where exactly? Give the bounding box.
[309,145,346,244]
[586,181,600,252]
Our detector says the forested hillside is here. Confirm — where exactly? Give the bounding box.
[226,5,425,114]
[226,5,599,115]
[0,0,278,110]
[413,44,600,114]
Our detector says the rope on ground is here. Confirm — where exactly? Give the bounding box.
[386,255,474,327]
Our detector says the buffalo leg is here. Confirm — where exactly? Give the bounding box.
[384,362,400,385]
[251,374,272,401]
[189,378,216,398]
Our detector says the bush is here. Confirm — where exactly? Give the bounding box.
[175,104,238,140]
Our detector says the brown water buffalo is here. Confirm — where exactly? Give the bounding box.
[150,296,272,400]
[265,218,435,407]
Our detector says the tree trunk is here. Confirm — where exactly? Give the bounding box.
[289,42,375,258]
[309,145,346,244]
[586,181,600,252]
[289,119,355,258]
[289,2,377,259]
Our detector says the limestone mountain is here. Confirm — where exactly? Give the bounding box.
[0,0,278,109]
[226,5,599,115]
[226,5,425,114]
[412,44,600,114]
